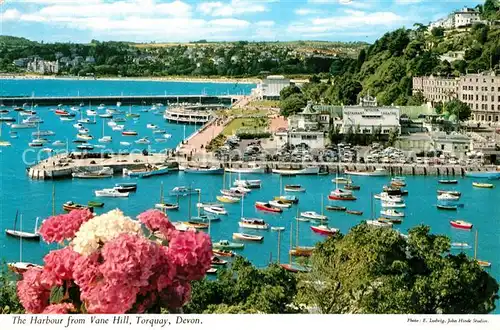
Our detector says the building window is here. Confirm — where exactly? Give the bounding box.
[492,105,495,111]
[441,144,445,150]
[496,116,499,122]
[492,95,495,102]
[488,115,492,121]
[481,115,485,121]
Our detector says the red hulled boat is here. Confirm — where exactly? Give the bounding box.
[310,225,339,236]
[450,220,472,230]
[255,202,282,213]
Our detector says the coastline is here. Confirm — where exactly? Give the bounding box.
[0,74,260,84]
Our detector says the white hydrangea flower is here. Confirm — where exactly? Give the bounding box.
[72,209,142,256]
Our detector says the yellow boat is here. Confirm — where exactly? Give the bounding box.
[472,182,494,189]
[182,221,209,229]
[216,195,240,203]
[333,177,348,184]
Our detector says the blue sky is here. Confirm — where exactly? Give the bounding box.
[0,0,484,43]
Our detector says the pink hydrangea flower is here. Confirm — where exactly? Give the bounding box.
[137,209,174,236]
[42,303,75,314]
[39,209,93,243]
[167,230,213,281]
[17,268,51,313]
[84,281,139,314]
[42,247,80,286]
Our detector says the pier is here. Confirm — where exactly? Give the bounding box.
[27,152,496,180]
[1,94,242,107]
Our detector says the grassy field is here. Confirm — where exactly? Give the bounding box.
[216,108,270,117]
[221,118,269,136]
[247,100,280,108]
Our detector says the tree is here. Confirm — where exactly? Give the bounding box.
[184,257,299,314]
[0,266,23,313]
[444,99,472,121]
[309,75,321,84]
[296,224,499,314]
[408,91,426,106]
[280,93,307,117]
[328,125,342,145]
[279,85,302,101]
[431,27,445,38]
[387,128,399,146]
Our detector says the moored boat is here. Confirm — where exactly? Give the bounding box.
[300,211,327,221]
[203,206,227,215]
[72,167,113,179]
[289,246,315,257]
[344,167,388,177]
[439,179,458,184]
[63,201,93,212]
[465,171,500,179]
[87,201,104,208]
[170,186,200,196]
[185,166,224,174]
[213,249,237,257]
[225,163,265,174]
[123,165,169,178]
[272,166,320,175]
[380,209,405,217]
[437,193,460,201]
[95,188,129,197]
[328,189,356,201]
[450,220,472,230]
[234,179,262,188]
[122,130,138,136]
[346,210,363,215]
[182,221,209,230]
[472,182,494,188]
[232,232,264,242]
[325,205,347,211]
[381,201,406,208]
[216,195,240,203]
[269,200,292,209]
[213,240,244,250]
[239,218,269,230]
[255,202,282,213]
[366,220,393,228]
[437,190,461,197]
[273,195,299,204]
[284,184,306,192]
[310,225,339,236]
[437,204,457,210]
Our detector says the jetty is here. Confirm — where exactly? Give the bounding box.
[27,152,178,180]
[1,94,242,107]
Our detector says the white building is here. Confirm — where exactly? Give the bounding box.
[26,58,59,74]
[431,132,471,157]
[252,75,291,99]
[341,95,401,134]
[430,16,454,30]
[454,7,481,28]
[288,101,331,131]
[275,130,326,150]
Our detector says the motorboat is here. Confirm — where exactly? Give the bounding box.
[184,166,224,175]
[213,249,237,257]
[55,109,70,116]
[271,226,286,231]
[63,201,93,212]
[437,204,457,210]
[273,195,299,204]
[211,256,228,267]
[345,210,363,215]
[170,186,200,196]
[229,186,251,194]
[147,124,158,129]
[97,104,106,110]
[163,134,172,139]
[94,188,129,197]
[182,221,209,230]
[255,202,282,213]
[216,195,241,203]
[122,130,138,136]
[439,179,458,184]
[232,233,263,242]
[153,129,166,134]
[120,141,131,146]
[76,144,94,150]
[155,202,179,211]
[272,166,320,175]
[289,246,315,257]
[234,179,262,188]
[60,117,75,122]
[437,193,460,201]
[190,214,220,223]
[377,217,402,224]
[328,189,356,201]
[112,125,125,131]
[332,177,348,184]
[284,184,306,192]
[239,218,269,230]
[374,192,403,203]
[123,165,170,178]
[344,167,388,177]
[98,113,113,119]
[203,205,227,215]
[78,118,93,124]
[135,137,151,145]
[383,186,408,196]
[76,133,93,141]
[450,220,472,230]
[32,130,55,137]
[212,240,244,250]
[98,136,112,143]
[78,128,90,134]
[344,183,360,190]
[88,201,105,208]
[225,163,265,174]
[74,123,84,129]
[22,115,43,124]
[472,182,494,189]
[28,141,43,147]
[310,225,339,236]
[381,209,404,217]
[325,205,347,211]
[72,167,113,179]
[451,242,471,249]
[8,262,43,275]
[366,220,393,228]
[465,171,500,179]
[269,200,292,208]
[220,189,244,197]
[11,123,36,129]
[381,201,406,208]
[300,211,327,221]
[437,190,461,197]
[86,110,97,116]
[114,184,137,193]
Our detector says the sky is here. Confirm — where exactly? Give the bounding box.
[0,0,484,43]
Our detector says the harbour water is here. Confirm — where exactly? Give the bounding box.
[0,79,499,313]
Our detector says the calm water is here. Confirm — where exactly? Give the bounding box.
[1,79,499,313]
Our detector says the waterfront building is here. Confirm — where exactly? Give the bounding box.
[163,104,225,124]
[275,130,326,150]
[341,95,401,134]
[252,75,291,100]
[412,75,458,103]
[431,132,471,157]
[458,72,500,122]
[288,101,331,131]
[26,58,59,74]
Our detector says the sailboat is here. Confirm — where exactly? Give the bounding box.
[155,181,180,211]
[289,211,314,257]
[7,214,43,274]
[280,221,311,273]
[0,122,11,147]
[126,105,140,119]
[5,211,41,240]
[98,118,112,143]
[474,230,491,268]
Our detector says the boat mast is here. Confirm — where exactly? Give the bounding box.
[197,189,201,217]
[19,214,23,262]
[277,228,281,264]
[34,217,39,234]
[296,209,299,247]
[187,184,192,220]
[289,220,293,265]
[13,210,18,231]
[240,191,244,219]
[474,230,478,260]
[52,183,56,216]
[160,181,164,204]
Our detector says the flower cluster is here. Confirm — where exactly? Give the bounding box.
[38,209,93,243]
[16,209,212,314]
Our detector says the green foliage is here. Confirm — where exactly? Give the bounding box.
[443,99,472,121]
[205,134,226,152]
[387,128,399,146]
[280,93,307,117]
[0,265,23,314]
[431,27,445,38]
[297,224,499,314]
[184,257,299,314]
[280,85,302,101]
[50,286,64,304]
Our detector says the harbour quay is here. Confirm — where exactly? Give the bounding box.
[0,94,240,107]
[27,152,178,180]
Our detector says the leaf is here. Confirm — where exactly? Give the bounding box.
[50,286,64,304]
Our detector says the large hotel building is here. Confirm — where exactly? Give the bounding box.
[413,72,500,122]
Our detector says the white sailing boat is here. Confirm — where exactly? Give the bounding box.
[98,118,112,143]
[5,211,41,240]
[7,213,43,274]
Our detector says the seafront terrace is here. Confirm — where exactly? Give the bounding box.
[0,94,242,106]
